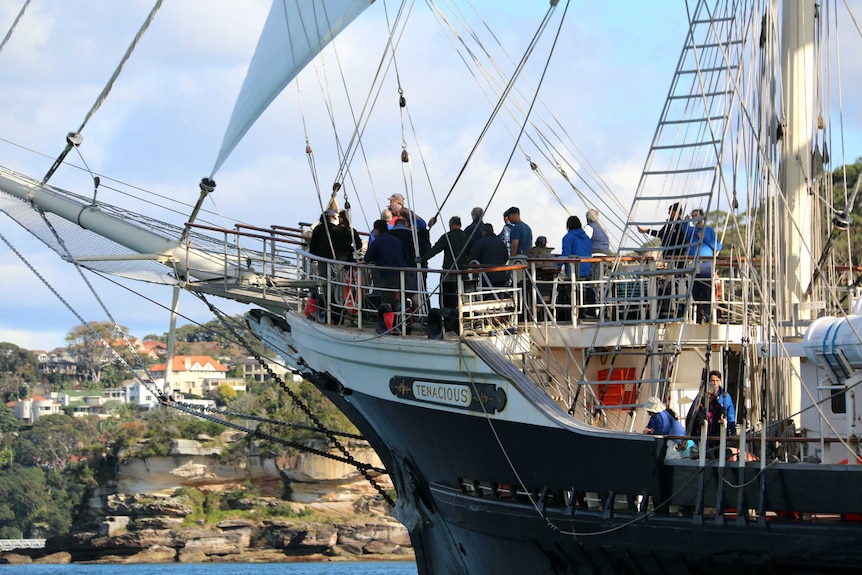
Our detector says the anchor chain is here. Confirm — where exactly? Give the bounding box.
[177,403,365,440]
[165,399,385,473]
[197,294,395,507]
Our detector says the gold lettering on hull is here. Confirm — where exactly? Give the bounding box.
[388,376,507,413]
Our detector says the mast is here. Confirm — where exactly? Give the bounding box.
[778,0,816,424]
[779,0,815,319]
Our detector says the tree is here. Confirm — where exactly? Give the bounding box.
[65,321,127,385]
[0,343,39,379]
[0,343,39,401]
[169,316,270,356]
[830,157,862,268]
[15,414,100,469]
[0,459,97,538]
[36,464,97,535]
[833,156,861,193]
[0,404,20,435]
[0,463,47,538]
[215,383,237,405]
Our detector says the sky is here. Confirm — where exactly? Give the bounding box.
[0,0,861,351]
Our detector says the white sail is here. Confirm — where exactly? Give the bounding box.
[211,0,373,175]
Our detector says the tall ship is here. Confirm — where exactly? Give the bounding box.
[2,0,862,572]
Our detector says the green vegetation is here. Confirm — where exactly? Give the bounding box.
[173,486,315,527]
[0,323,361,540]
[65,321,127,386]
[829,157,862,268]
[0,343,39,402]
[0,372,360,538]
[0,302,365,541]
[0,414,103,538]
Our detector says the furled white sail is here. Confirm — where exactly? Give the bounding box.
[211,0,373,176]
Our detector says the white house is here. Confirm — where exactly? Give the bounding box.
[123,380,160,410]
[7,395,61,423]
[149,355,228,396]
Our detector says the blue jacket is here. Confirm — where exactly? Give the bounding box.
[686,225,720,257]
[647,409,685,436]
[364,232,407,279]
[713,390,736,427]
[561,228,592,278]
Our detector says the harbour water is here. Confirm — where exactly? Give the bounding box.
[0,562,418,575]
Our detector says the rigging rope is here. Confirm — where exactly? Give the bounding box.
[4,221,396,499]
[33,206,167,398]
[0,226,164,403]
[424,1,561,227]
[0,0,30,55]
[196,293,396,506]
[431,0,628,233]
[166,399,385,473]
[41,0,164,185]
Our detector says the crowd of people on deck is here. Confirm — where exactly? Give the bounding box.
[308,201,617,283]
[305,196,733,451]
[306,195,723,327]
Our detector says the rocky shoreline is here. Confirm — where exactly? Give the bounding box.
[1,440,414,566]
[1,518,414,565]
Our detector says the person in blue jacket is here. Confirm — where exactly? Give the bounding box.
[560,215,592,278]
[687,370,737,436]
[686,208,721,322]
[643,396,686,437]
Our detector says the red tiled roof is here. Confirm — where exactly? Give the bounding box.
[142,340,167,350]
[149,355,228,372]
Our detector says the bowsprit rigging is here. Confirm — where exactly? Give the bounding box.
[1,216,394,506]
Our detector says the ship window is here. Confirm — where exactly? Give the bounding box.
[831,387,847,414]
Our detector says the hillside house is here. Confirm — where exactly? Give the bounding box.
[35,348,78,377]
[122,380,160,410]
[149,355,228,396]
[7,395,62,423]
[140,340,167,360]
[56,389,125,417]
[232,356,291,383]
[201,377,247,395]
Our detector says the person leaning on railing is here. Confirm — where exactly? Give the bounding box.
[423,216,471,308]
[308,209,338,278]
[636,202,687,266]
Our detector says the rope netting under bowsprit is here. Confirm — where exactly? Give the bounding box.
[0,193,176,284]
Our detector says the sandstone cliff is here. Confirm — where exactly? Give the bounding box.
[2,437,412,564]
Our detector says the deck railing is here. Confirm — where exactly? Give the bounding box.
[172,223,856,331]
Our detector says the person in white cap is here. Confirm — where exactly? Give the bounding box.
[643,396,685,437]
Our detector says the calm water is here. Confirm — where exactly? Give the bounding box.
[0,562,417,575]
